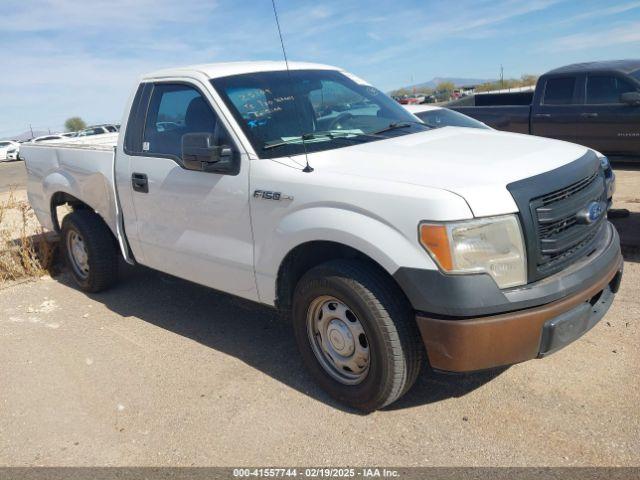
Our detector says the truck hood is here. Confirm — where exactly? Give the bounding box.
[305,127,590,217]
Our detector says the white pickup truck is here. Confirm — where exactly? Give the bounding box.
[22,61,623,411]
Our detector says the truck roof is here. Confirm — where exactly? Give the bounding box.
[143,61,341,80]
[545,59,640,76]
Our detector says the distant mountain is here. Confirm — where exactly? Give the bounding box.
[1,130,48,142]
[400,77,495,91]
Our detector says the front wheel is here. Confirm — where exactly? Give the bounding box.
[61,211,119,292]
[292,259,423,411]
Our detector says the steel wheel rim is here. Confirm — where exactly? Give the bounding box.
[67,230,89,279]
[306,295,370,385]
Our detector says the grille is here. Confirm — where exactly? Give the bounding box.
[531,170,606,275]
[538,171,599,206]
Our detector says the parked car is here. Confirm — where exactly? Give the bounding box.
[21,61,622,411]
[156,121,181,132]
[77,127,105,137]
[447,59,640,162]
[0,140,20,161]
[405,104,615,206]
[77,124,119,137]
[6,144,21,161]
[404,104,491,129]
[397,95,427,105]
[71,132,119,146]
[30,134,66,143]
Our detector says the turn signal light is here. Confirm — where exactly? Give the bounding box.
[419,224,453,271]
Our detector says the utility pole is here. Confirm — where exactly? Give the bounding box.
[29,124,34,139]
[500,64,504,89]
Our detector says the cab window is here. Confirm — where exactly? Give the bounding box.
[143,84,220,159]
[542,77,576,105]
[586,75,637,104]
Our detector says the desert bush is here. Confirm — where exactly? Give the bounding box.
[0,191,56,284]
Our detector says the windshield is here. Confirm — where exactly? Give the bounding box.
[211,69,428,158]
[414,108,489,129]
[0,142,11,147]
[631,69,640,82]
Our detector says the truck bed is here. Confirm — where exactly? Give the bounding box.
[21,141,119,236]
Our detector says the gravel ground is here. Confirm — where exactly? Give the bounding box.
[0,161,27,193]
[0,165,638,467]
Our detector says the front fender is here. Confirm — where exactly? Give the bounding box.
[254,206,438,305]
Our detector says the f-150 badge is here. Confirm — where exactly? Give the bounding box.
[253,190,294,201]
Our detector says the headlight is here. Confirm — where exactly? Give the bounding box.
[599,155,610,171]
[419,214,527,289]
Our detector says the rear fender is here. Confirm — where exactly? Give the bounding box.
[43,170,116,236]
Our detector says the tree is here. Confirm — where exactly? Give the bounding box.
[64,117,86,132]
[435,81,455,93]
[520,74,538,86]
[475,74,539,93]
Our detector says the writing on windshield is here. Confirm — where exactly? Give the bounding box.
[212,70,427,158]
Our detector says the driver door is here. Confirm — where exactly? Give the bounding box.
[119,82,257,301]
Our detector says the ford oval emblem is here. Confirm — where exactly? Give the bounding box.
[577,201,605,224]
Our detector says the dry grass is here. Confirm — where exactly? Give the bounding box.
[0,190,56,285]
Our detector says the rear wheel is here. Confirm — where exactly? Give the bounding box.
[61,211,119,292]
[292,259,422,411]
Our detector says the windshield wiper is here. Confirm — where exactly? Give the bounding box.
[263,122,430,151]
[263,131,367,150]
[370,121,430,136]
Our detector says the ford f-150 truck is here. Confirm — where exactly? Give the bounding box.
[22,61,623,411]
[448,60,640,162]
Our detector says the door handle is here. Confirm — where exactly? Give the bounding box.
[131,173,148,193]
[580,112,599,118]
[534,113,551,118]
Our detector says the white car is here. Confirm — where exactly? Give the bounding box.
[31,134,66,143]
[6,144,21,161]
[22,61,622,411]
[0,140,20,161]
[77,125,119,137]
[404,104,490,129]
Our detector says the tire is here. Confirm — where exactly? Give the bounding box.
[292,259,423,411]
[61,210,119,292]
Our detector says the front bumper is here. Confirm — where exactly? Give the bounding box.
[395,222,621,317]
[408,222,623,372]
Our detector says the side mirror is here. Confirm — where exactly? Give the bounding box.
[182,133,234,173]
[620,91,640,106]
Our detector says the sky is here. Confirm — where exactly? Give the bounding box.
[1,0,640,138]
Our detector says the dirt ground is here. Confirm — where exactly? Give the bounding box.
[0,161,27,193]
[0,162,638,467]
